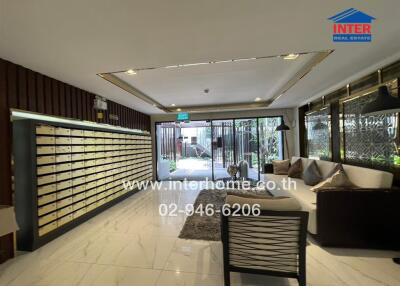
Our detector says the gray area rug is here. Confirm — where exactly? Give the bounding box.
[178,188,268,241]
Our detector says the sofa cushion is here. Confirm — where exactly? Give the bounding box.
[288,158,302,178]
[291,156,393,188]
[272,159,290,175]
[325,163,344,179]
[226,195,301,211]
[264,156,395,235]
[264,174,317,234]
[311,169,355,192]
[303,160,322,186]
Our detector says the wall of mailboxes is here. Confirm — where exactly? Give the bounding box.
[14,119,152,250]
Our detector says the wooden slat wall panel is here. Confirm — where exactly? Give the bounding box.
[36,74,45,113]
[0,58,151,264]
[17,67,28,110]
[6,63,18,109]
[81,91,86,120]
[27,70,37,112]
[0,59,13,264]
[70,87,77,118]
[44,76,53,115]
[52,80,59,116]
[65,85,72,118]
[59,82,66,117]
[90,93,96,121]
[76,89,82,120]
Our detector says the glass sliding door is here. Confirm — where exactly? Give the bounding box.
[156,120,212,180]
[258,117,283,174]
[212,120,234,180]
[156,116,284,181]
[177,121,212,180]
[234,119,259,181]
[156,122,176,180]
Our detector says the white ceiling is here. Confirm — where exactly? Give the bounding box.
[1,0,400,114]
[115,53,315,107]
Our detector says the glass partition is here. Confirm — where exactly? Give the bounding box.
[156,116,284,181]
[212,120,234,180]
[258,117,283,171]
[343,93,399,168]
[235,119,259,180]
[305,107,332,160]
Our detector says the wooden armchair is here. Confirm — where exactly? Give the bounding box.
[221,210,309,286]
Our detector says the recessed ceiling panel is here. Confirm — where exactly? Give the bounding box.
[112,53,316,107]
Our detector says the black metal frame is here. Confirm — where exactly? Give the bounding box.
[154,115,284,181]
[221,209,309,286]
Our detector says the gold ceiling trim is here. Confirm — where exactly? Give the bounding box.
[98,50,333,113]
[98,73,172,112]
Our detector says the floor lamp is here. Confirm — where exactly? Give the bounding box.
[276,119,290,159]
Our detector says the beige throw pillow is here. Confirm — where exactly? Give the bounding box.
[324,163,344,179]
[272,159,290,175]
[226,195,301,211]
[311,169,355,192]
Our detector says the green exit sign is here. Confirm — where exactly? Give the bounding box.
[176,112,190,122]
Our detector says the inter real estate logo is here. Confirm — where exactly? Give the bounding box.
[328,8,375,42]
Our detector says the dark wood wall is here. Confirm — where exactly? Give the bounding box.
[0,58,151,263]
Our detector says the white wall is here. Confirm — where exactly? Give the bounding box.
[150,108,296,179]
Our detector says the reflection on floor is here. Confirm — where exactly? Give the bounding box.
[167,158,258,181]
[1,182,399,286]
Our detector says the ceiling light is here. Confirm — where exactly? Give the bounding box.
[126,69,137,75]
[283,53,299,60]
[254,97,262,102]
[177,108,182,112]
[171,104,176,107]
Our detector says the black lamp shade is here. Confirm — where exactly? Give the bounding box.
[276,120,290,131]
[312,119,328,130]
[217,137,223,148]
[361,86,400,116]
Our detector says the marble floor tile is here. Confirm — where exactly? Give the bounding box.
[78,264,161,286]
[155,270,223,286]
[65,232,176,269]
[1,259,91,286]
[164,239,223,275]
[2,181,400,286]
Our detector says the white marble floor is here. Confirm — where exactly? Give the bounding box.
[1,182,399,286]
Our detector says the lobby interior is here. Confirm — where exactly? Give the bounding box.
[1,1,400,286]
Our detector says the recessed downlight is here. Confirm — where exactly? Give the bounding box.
[171,104,176,107]
[176,108,182,112]
[126,69,137,75]
[283,53,299,60]
[254,97,262,102]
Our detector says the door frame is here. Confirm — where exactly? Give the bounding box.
[154,115,284,181]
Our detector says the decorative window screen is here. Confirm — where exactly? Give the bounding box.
[305,107,331,160]
[343,91,399,168]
